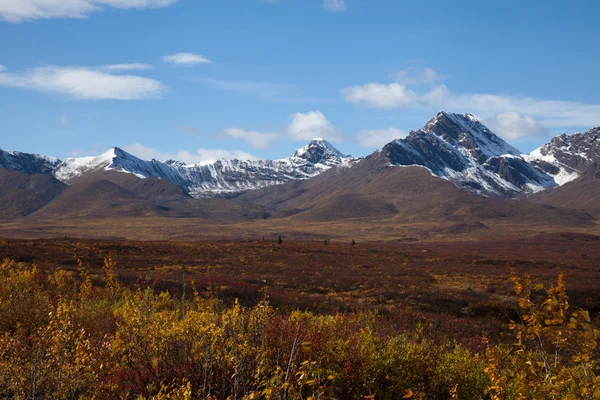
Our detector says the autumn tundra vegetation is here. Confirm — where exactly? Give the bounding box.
[0,238,599,399]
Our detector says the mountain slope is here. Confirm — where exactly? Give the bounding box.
[1,114,597,204]
[524,126,600,185]
[64,170,193,204]
[163,138,356,197]
[0,168,67,219]
[2,139,356,198]
[31,179,173,219]
[237,149,595,228]
[528,175,600,218]
[524,126,600,217]
[383,112,555,197]
[0,149,61,174]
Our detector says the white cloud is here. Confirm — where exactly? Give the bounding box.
[0,65,6,72]
[323,0,346,12]
[59,114,69,125]
[0,66,164,100]
[356,127,407,149]
[122,143,258,164]
[0,0,179,23]
[222,127,278,149]
[341,82,448,109]
[103,63,152,71]
[483,111,549,140]
[445,94,600,130]
[342,68,600,140]
[196,148,258,163]
[286,111,343,142]
[162,53,211,65]
[123,143,197,163]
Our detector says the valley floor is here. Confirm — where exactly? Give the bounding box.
[2,234,599,330]
[0,214,599,242]
[1,235,600,398]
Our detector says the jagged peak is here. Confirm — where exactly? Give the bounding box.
[293,138,346,161]
[92,147,149,164]
[427,111,482,128]
[419,111,521,157]
[5,149,60,163]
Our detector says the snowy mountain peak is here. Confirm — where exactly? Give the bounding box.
[0,139,356,198]
[524,126,600,185]
[292,138,347,165]
[424,111,521,158]
[383,111,555,197]
[0,148,61,175]
[53,147,154,182]
[2,114,596,201]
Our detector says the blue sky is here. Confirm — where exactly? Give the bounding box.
[1,0,599,163]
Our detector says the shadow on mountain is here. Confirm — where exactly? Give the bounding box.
[0,168,67,220]
[235,150,595,228]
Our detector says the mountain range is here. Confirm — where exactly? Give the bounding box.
[1,138,357,198]
[1,111,598,237]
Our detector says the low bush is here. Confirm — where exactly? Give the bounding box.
[0,258,598,399]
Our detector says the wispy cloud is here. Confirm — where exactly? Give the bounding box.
[0,0,179,23]
[122,143,257,164]
[393,67,445,85]
[342,82,446,109]
[162,53,211,65]
[103,63,153,71]
[219,111,344,151]
[356,127,407,149]
[195,148,258,162]
[0,65,6,72]
[483,111,549,140]
[177,125,202,136]
[0,66,165,100]
[194,77,332,104]
[259,0,346,12]
[222,127,278,149]
[341,67,600,140]
[286,111,343,142]
[323,0,346,12]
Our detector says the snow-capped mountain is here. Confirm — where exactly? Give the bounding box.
[175,139,356,197]
[2,114,597,201]
[0,139,357,198]
[382,112,556,197]
[524,126,600,185]
[55,147,185,186]
[0,149,61,175]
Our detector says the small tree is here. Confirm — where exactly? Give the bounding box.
[277,236,283,245]
[485,272,600,399]
[103,256,120,299]
[351,239,356,246]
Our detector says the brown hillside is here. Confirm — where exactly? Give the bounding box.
[529,174,600,218]
[30,179,174,219]
[66,170,192,203]
[0,169,67,220]
[237,151,595,228]
[29,172,268,222]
